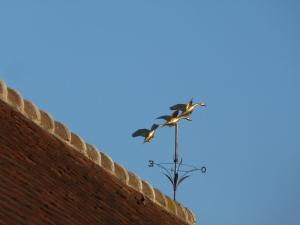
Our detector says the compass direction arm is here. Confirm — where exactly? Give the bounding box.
[156,163,173,178]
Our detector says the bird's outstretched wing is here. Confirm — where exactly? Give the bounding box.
[172,109,179,117]
[132,129,149,137]
[170,104,186,111]
[151,124,159,131]
[156,115,171,121]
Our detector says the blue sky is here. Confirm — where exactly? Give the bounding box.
[1,1,299,224]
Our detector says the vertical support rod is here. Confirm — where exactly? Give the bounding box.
[173,123,179,201]
[175,123,179,163]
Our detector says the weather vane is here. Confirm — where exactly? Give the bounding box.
[132,98,206,201]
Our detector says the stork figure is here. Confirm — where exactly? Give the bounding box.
[156,109,182,127]
[170,98,206,121]
[132,124,160,143]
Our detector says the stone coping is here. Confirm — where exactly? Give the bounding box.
[0,80,196,225]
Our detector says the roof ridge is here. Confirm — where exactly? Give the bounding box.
[0,80,196,225]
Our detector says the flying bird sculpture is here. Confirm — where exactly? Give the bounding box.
[132,124,160,143]
[131,98,207,201]
[170,98,206,121]
[157,110,182,127]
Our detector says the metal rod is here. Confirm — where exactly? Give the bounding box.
[175,123,179,163]
[173,123,179,201]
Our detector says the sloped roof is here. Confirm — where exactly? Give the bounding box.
[0,80,196,225]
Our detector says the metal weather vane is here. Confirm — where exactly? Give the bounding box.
[132,98,206,201]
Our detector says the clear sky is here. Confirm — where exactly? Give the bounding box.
[1,1,299,225]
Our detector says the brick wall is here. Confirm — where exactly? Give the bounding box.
[0,100,188,225]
